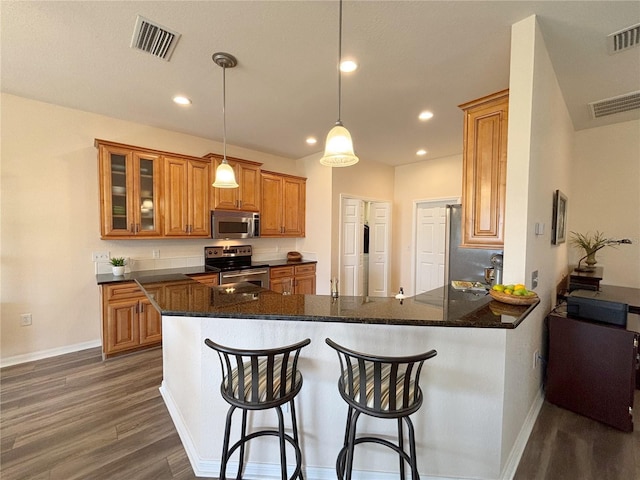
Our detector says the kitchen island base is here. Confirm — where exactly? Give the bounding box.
[159,313,537,479]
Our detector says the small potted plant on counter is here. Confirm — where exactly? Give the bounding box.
[110,257,126,276]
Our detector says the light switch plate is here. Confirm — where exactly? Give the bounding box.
[531,270,539,288]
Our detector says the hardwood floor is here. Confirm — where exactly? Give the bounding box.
[514,390,640,480]
[1,346,638,479]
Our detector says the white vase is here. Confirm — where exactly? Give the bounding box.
[112,266,125,276]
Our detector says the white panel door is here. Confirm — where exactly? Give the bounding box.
[368,202,390,297]
[341,198,363,296]
[415,203,447,294]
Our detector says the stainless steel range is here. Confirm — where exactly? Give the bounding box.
[205,245,270,289]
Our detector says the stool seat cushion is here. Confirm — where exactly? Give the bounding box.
[342,363,418,411]
[228,358,301,403]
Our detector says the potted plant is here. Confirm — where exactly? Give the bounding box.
[110,257,126,276]
[569,231,633,271]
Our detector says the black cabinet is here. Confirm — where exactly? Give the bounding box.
[546,312,638,432]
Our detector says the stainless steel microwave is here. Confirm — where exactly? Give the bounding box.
[211,210,260,239]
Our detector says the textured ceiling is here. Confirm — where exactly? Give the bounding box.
[2,1,639,166]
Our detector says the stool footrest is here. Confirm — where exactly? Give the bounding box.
[336,437,416,478]
[223,430,302,480]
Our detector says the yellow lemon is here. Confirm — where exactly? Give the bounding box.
[492,284,505,292]
[504,289,513,295]
[514,284,526,291]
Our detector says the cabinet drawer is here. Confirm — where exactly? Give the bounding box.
[104,282,143,301]
[189,273,220,286]
[294,264,316,276]
[270,266,294,279]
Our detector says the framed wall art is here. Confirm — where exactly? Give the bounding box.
[551,189,567,245]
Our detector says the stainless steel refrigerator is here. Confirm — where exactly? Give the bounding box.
[444,204,503,286]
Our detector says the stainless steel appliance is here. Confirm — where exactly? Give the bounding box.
[205,245,269,288]
[444,204,503,286]
[211,210,260,239]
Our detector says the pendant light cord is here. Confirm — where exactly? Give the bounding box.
[222,65,228,162]
[337,0,343,125]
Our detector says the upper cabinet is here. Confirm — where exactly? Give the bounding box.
[97,140,162,239]
[459,90,509,248]
[206,154,262,212]
[163,156,212,237]
[260,171,306,237]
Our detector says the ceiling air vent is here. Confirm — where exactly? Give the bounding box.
[607,23,640,54]
[589,91,640,118]
[130,15,181,61]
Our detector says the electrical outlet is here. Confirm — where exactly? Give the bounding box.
[533,349,540,369]
[152,249,160,259]
[531,270,538,289]
[92,251,110,262]
[20,313,32,326]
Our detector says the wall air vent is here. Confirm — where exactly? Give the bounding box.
[589,91,640,118]
[607,23,640,54]
[130,15,181,61]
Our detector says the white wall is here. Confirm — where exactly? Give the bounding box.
[297,151,333,294]
[500,15,575,472]
[0,94,299,362]
[570,120,640,288]
[393,154,463,294]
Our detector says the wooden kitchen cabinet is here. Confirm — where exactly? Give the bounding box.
[163,155,212,237]
[260,171,306,237]
[97,140,163,239]
[207,154,262,212]
[101,282,162,358]
[270,263,316,294]
[459,90,509,248]
[190,273,220,287]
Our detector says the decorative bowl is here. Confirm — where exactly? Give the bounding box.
[489,289,539,305]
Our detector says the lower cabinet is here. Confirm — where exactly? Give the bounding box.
[101,282,163,358]
[100,273,219,358]
[270,263,316,294]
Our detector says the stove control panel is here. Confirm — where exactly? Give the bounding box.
[205,245,252,259]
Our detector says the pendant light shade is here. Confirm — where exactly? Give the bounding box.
[212,52,239,188]
[320,0,358,167]
[320,122,359,167]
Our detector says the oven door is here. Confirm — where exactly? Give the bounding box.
[219,268,270,289]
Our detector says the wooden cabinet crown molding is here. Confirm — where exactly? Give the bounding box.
[458,89,509,249]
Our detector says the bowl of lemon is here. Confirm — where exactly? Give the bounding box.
[489,283,539,305]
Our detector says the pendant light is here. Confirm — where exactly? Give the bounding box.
[320,0,359,167]
[212,52,239,188]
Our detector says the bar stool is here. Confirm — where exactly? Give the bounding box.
[325,338,437,480]
[204,337,311,480]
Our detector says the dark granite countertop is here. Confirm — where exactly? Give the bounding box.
[96,260,317,285]
[261,259,317,267]
[135,276,538,329]
[96,266,220,285]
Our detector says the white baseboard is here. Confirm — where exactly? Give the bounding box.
[160,381,465,480]
[500,387,545,480]
[0,339,102,368]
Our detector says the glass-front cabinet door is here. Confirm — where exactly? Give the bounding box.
[98,142,161,238]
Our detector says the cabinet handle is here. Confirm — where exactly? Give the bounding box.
[140,302,144,313]
[130,223,134,233]
[136,223,140,233]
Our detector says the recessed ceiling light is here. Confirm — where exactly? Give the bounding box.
[418,111,434,121]
[416,149,427,156]
[173,95,192,105]
[340,60,358,73]
[306,137,317,145]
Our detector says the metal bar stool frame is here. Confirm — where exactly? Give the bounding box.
[326,338,437,480]
[205,338,311,480]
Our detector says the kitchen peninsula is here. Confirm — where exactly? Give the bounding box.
[138,275,539,479]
